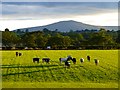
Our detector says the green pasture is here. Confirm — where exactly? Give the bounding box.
[1,50,118,88]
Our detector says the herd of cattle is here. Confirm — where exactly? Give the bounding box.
[15,52,99,68]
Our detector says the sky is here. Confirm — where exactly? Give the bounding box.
[0,1,118,31]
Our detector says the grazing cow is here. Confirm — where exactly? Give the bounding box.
[16,52,19,56]
[65,61,70,68]
[42,58,50,64]
[59,55,72,64]
[19,53,22,56]
[80,58,84,63]
[87,56,90,61]
[33,58,40,63]
[72,58,76,64]
[94,59,99,65]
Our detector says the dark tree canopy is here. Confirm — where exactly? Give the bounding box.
[1,28,119,50]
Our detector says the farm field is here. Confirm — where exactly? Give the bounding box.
[1,50,118,88]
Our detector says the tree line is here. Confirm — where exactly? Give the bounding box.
[1,28,120,50]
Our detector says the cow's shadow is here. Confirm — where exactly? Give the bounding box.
[2,64,65,76]
[2,64,58,68]
[2,63,84,76]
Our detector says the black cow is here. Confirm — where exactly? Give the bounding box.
[80,58,84,63]
[33,58,40,63]
[94,59,99,65]
[87,56,90,61]
[19,53,22,56]
[65,61,70,68]
[42,58,50,64]
[16,52,19,56]
[72,58,76,64]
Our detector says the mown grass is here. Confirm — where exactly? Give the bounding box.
[1,50,118,88]
[2,82,118,88]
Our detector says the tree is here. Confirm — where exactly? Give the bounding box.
[2,31,20,47]
[22,33,36,48]
[43,28,50,32]
[46,33,63,49]
[62,36,71,49]
[25,29,29,33]
[67,32,84,48]
[116,30,120,44]
[36,34,47,48]
[16,29,21,33]
[88,29,115,46]
[5,28,9,32]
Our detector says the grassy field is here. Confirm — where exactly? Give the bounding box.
[1,50,118,88]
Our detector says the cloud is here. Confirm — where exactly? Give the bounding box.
[1,0,119,2]
[0,2,118,30]
[1,2,118,20]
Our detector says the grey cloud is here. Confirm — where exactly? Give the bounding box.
[1,2,118,20]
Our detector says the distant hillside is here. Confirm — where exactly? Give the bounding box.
[14,20,118,32]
